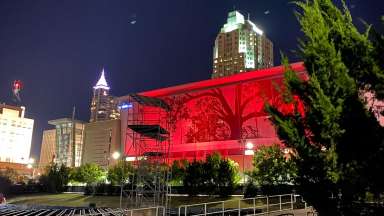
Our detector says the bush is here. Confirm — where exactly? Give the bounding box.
[244,180,259,198]
[183,160,204,196]
[183,153,239,197]
[39,163,70,193]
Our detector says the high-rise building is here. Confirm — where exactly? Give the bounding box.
[90,69,119,122]
[212,10,274,78]
[48,118,85,167]
[0,104,34,164]
[82,119,121,169]
[39,129,56,168]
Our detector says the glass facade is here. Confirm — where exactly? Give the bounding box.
[48,118,84,167]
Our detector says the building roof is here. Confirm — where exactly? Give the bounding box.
[128,62,305,98]
[48,118,85,125]
[222,10,263,35]
[94,68,110,90]
[0,103,23,113]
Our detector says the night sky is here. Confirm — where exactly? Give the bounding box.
[0,0,382,160]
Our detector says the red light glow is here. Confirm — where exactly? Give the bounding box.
[120,62,306,170]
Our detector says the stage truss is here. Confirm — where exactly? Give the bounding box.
[122,94,171,209]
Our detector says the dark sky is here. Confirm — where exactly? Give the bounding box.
[0,0,382,159]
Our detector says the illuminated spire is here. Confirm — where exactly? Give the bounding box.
[94,68,110,90]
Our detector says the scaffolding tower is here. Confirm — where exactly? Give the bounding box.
[122,94,171,209]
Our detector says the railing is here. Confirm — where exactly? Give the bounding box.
[177,194,295,216]
[85,206,166,216]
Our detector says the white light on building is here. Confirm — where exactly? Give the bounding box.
[125,157,136,162]
[246,142,254,149]
[244,149,254,156]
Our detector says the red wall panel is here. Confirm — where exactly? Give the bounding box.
[120,63,306,169]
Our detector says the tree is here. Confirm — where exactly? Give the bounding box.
[0,168,19,184]
[183,160,205,196]
[107,161,134,186]
[39,163,70,193]
[266,0,384,214]
[251,144,297,186]
[217,159,240,197]
[183,153,239,197]
[203,152,222,194]
[72,163,106,185]
[170,159,188,186]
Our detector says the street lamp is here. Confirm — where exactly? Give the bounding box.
[112,151,125,209]
[112,151,121,160]
[27,158,36,179]
[242,141,255,184]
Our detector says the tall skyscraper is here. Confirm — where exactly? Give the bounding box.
[90,69,119,122]
[0,104,34,164]
[48,118,85,167]
[212,10,274,78]
[39,129,56,168]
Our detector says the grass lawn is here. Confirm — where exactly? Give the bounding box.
[7,193,248,209]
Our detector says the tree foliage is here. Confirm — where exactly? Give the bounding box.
[0,168,20,184]
[251,144,297,186]
[183,152,239,197]
[70,163,106,185]
[107,161,134,186]
[266,0,384,214]
[39,163,70,193]
[170,159,188,186]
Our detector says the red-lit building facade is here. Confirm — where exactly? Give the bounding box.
[119,63,306,170]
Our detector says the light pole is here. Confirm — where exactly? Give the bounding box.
[112,151,124,209]
[243,141,254,183]
[27,158,35,179]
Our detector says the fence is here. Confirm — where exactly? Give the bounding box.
[84,206,166,216]
[177,194,296,216]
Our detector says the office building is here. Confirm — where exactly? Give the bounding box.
[39,129,56,168]
[82,119,121,169]
[48,118,85,167]
[0,104,34,164]
[212,10,274,78]
[90,69,119,122]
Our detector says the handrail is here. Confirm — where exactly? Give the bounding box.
[178,194,296,216]
[85,206,165,216]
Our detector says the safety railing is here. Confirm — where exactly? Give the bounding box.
[177,194,295,216]
[85,206,166,216]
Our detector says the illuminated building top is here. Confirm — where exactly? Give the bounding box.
[90,68,120,122]
[212,10,273,79]
[221,11,263,35]
[94,69,110,90]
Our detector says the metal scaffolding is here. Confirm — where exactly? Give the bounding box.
[122,94,171,209]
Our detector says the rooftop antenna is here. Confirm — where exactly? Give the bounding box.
[247,12,250,20]
[72,106,76,120]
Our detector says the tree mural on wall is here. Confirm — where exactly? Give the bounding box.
[185,97,230,142]
[165,81,267,142]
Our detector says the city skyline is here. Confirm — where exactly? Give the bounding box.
[0,0,382,159]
